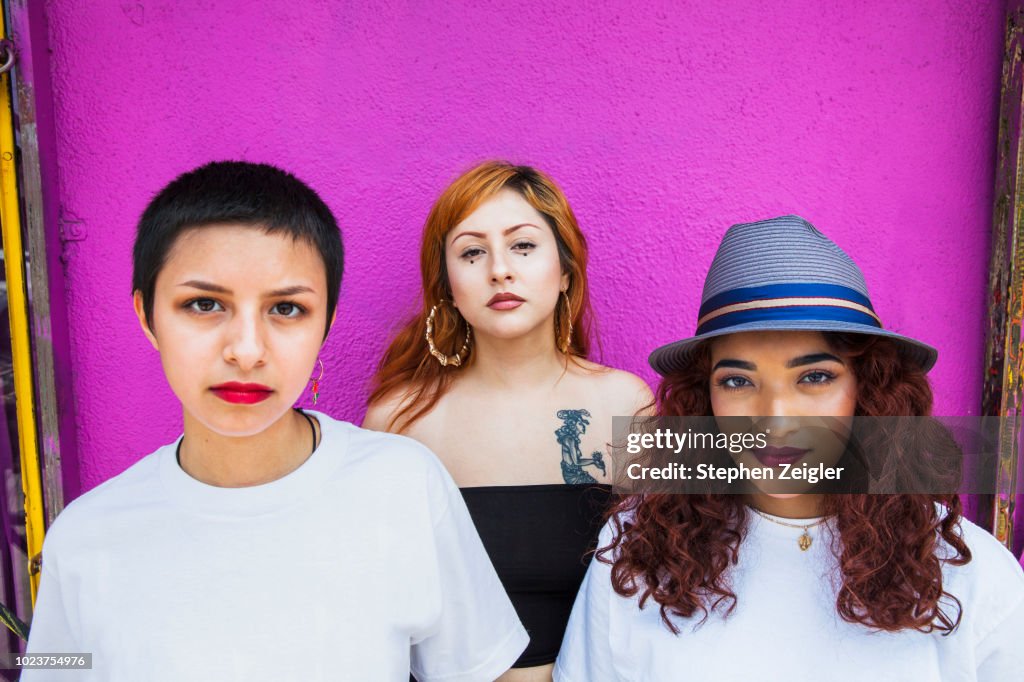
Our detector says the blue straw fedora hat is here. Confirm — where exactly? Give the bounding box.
[648,215,937,376]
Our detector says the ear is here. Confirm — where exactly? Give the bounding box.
[560,272,570,293]
[133,291,160,351]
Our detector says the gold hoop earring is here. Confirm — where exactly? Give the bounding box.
[558,290,573,354]
[425,300,472,367]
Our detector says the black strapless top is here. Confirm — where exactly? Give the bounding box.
[459,484,613,668]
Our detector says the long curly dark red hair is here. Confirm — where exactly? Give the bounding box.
[603,333,972,634]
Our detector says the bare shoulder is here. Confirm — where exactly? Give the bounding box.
[362,385,416,433]
[567,359,655,416]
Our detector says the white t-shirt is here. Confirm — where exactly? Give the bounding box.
[24,413,528,681]
[555,507,1024,681]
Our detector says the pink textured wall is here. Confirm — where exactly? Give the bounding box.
[43,1,1006,497]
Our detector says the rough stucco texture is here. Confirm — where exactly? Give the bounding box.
[44,1,1005,497]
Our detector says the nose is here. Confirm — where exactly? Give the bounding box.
[755,386,801,441]
[489,249,513,283]
[223,307,267,372]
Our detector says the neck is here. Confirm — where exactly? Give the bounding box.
[178,408,314,487]
[464,324,568,388]
[747,493,825,519]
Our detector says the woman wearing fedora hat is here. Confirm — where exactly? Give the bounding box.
[555,216,1024,680]
[364,161,652,681]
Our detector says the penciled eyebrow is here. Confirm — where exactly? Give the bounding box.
[711,353,843,372]
[450,223,540,245]
[176,280,317,297]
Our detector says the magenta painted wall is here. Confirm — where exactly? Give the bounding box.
[42,1,1006,497]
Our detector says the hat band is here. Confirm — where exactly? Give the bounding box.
[696,298,882,335]
[698,283,875,319]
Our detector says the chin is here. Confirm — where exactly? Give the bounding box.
[477,318,550,341]
[193,401,289,438]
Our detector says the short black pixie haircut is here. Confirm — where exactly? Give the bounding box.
[132,161,344,338]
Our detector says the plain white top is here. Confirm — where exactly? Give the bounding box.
[24,413,528,681]
[555,507,1024,682]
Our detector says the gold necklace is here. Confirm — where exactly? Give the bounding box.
[749,507,827,551]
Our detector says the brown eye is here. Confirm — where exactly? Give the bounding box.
[185,298,222,313]
[272,302,304,318]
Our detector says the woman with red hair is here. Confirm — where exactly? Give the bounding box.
[364,161,651,681]
[555,215,1024,680]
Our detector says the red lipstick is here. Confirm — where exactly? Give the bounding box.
[210,382,273,405]
[752,446,809,467]
[487,292,525,310]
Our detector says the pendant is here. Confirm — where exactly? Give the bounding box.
[798,530,812,551]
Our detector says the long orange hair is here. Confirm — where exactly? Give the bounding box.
[369,161,594,431]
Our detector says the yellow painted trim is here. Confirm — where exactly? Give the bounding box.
[0,9,45,602]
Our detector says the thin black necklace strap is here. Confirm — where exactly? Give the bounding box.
[295,407,318,453]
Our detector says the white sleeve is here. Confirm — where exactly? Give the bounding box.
[974,589,1024,681]
[410,473,528,682]
[23,552,82,680]
[554,521,620,682]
